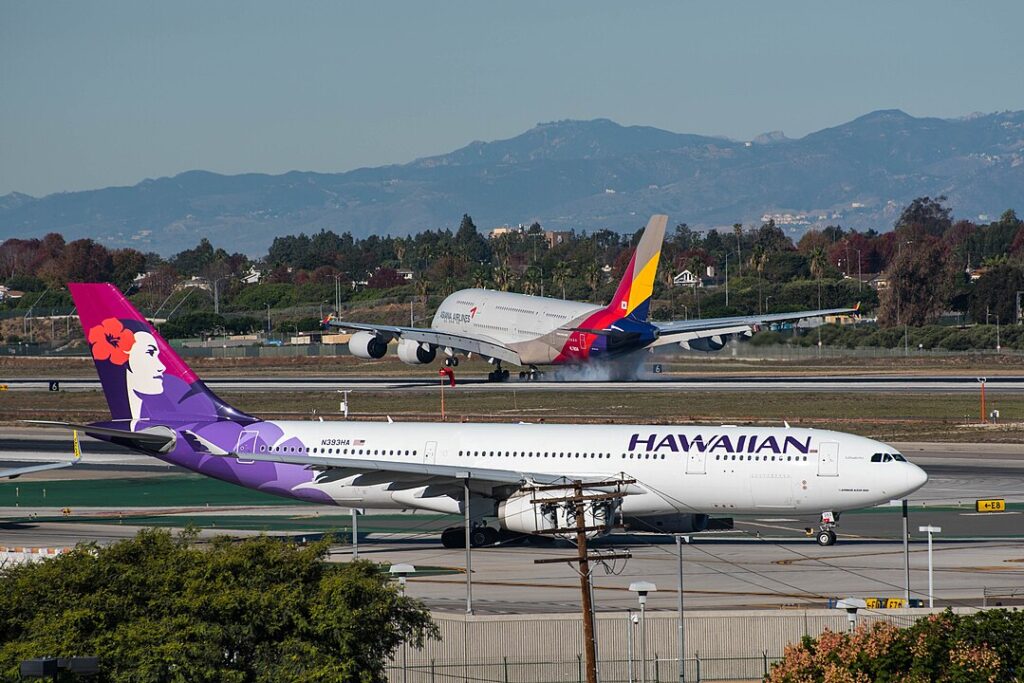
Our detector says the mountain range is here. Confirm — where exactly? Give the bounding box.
[2,109,1023,255]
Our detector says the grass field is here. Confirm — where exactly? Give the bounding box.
[2,387,1021,442]
[4,350,1024,378]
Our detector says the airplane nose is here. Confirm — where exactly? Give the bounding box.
[905,464,928,493]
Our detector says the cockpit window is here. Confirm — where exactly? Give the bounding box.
[872,452,903,463]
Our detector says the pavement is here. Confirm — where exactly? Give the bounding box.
[5,374,1024,393]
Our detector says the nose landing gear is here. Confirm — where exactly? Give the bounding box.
[812,510,838,546]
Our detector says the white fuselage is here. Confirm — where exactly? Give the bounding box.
[241,420,928,520]
[431,289,600,362]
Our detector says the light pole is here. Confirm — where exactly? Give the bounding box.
[390,564,416,683]
[629,581,657,683]
[212,277,227,315]
[724,253,730,308]
[764,295,772,313]
[456,472,473,615]
[919,525,942,608]
[675,536,690,683]
[266,303,271,336]
[626,610,637,683]
[835,598,866,632]
[856,249,862,292]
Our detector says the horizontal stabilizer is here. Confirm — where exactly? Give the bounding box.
[0,461,74,479]
[22,420,176,453]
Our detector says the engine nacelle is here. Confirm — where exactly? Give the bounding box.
[349,331,388,359]
[396,338,437,365]
[498,489,614,539]
[681,335,726,352]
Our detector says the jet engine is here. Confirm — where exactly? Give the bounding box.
[397,338,437,365]
[680,335,726,352]
[497,489,616,539]
[349,331,388,359]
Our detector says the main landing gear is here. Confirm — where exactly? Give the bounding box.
[518,366,544,381]
[441,525,499,548]
[813,510,838,546]
[487,362,510,382]
[444,356,459,367]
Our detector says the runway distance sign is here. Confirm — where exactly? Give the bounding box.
[975,498,1006,512]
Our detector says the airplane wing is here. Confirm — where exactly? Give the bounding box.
[0,461,74,479]
[323,320,522,366]
[216,450,646,500]
[649,305,858,349]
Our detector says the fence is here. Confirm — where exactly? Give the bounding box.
[383,608,976,683]
[385,654,782,682]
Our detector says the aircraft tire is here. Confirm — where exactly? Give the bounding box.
[470,528,494,547]
[816,529,836,546]
[441,527,464,548]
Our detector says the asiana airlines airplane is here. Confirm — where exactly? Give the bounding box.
[325,215,857,380]
[28,284,926,547]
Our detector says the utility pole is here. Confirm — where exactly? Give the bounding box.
[534,479,634,683]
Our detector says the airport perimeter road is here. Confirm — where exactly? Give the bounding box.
[5,374,1024,393]
[335,537,1024,614]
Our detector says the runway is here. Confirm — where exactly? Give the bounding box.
[5,374,1024,393]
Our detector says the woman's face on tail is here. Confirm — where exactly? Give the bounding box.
[127,331,166,395]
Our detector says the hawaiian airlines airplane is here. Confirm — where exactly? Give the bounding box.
[326,215,856,380]
[28,284,925,547]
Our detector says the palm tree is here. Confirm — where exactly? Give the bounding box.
[750,245,769,313]
[493,265,515,292]
[732,223,744,276]
[471,269,488,289]
[582,262,602,302]
[809,246,828,308]
[552,261,573,299]
[415,277,429,305]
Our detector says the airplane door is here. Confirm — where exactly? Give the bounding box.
[817,442,839,477]
[424,441,437,464]
[686,450,706,475]
[234,429,258,464]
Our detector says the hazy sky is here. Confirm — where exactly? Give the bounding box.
[2,1,1022,197]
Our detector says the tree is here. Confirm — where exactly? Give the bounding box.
[808,246,828,308]
[582,262,602,302]
[896,195,953,238]
[971,265,1024,324]
[768,609,1024,683]
[454,214,491,264]
[878,236,956,326]
[0,529,436,682]
[552,261,573,299]
[492,264,514,292]
[732,224,743,276]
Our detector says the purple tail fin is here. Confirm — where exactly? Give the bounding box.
[69,283,252,425]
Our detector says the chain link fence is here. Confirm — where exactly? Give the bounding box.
[386,653,781,682]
